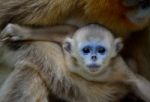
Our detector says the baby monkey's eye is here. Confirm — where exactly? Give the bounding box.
[97,47,106,54]
[82,47,91,54]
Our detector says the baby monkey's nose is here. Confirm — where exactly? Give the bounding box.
[91,55,97,61]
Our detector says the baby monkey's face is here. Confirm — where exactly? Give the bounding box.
[78,40,111,73]
[64,24,123,75]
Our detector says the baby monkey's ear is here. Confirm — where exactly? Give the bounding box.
[63,37,74,54]
[114,38,123,53]
[112,38,123,57]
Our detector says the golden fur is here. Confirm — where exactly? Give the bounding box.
[0,0,148,33]
[0,0,149,99]
[0,40,129,102]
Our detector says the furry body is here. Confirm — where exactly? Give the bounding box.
[0,41,129,102]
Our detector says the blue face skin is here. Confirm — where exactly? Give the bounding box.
[79,41,109,70]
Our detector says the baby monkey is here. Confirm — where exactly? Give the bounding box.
[0,24,150,102]
[0,24,124,81]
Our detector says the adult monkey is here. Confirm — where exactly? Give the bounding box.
[0,0,149,88]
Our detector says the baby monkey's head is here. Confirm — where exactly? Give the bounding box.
[64,24,123,75]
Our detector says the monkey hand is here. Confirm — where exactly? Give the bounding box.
[0,24,30,42]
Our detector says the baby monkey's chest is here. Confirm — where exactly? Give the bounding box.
[73,78,129,102]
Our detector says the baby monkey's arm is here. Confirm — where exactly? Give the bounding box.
[112,56,150,102]
[131,75,150,102]
[0,24,78,43]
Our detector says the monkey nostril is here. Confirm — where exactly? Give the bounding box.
[91,56,97,61]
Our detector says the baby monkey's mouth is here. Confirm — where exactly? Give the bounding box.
[87,64,101,72]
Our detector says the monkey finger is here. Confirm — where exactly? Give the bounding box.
[9,36,24,41]
[0,24,18,40]
[0,31,12,40]
[0,31,24,42]
[0,36,11,42]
